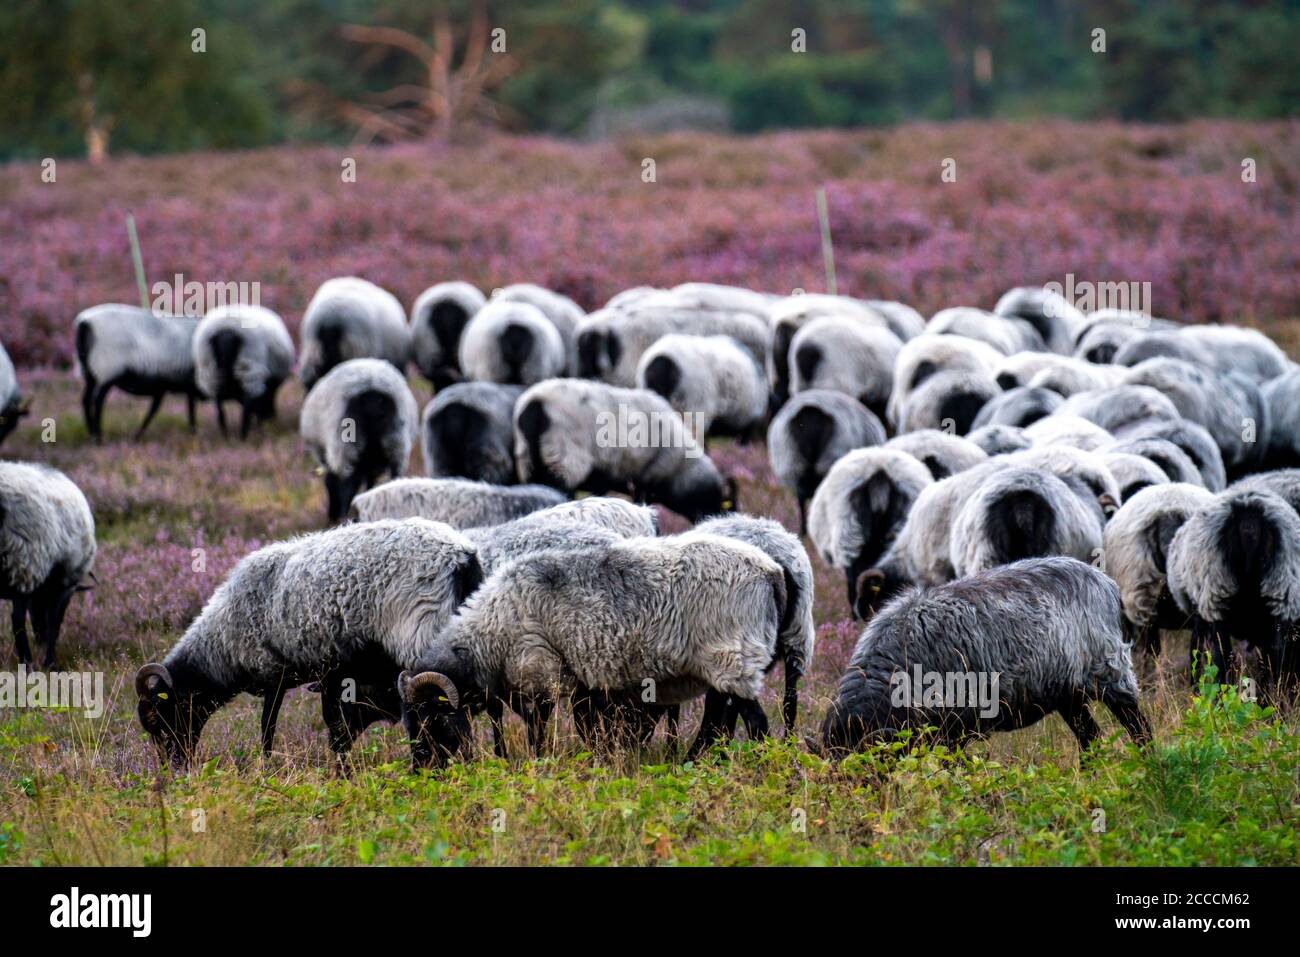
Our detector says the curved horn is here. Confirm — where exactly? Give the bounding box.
[399,670,459,710]
[135,663,173,698]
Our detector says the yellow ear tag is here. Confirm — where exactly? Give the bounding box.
[313,466,326,477]
[157,692,169,700]
[722,500,734,510]
[438,696,448,702]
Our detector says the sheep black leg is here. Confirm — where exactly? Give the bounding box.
[686,689,730,759]
[39,586,74,670]
[11,597,31,664]
[318,676,355,766]
[1060,692,1101,755]
[91,384,112,441]
[239,402,253,440]
[486,696,508,759]
[186,393,197,432]
[215,400,228,437]
[734,697,769,741]
[80,378,97,439]
[798,499,809,537]
[783,665,801,733]
[1190,617,1232,685]
[1102,689,1152,747]
[260,681,287,755]
[524,698,552,756]
[664,703,681,742]
[134,393,165,439]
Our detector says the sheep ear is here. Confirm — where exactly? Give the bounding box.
[135,663,174,701]
[722,477,739,512]
[399,670,459,711]
[854,569,886,619]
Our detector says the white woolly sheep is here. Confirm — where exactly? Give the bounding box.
[993,351,1073,390]
[135,518,481,766]
[1105,436,1205,488]
[636,334,767,440]
[1023,414,1114,452]
[992,286,1082,354]
[1230,470,1300,517]
[494,283,584,370]
[766,389,887,533]
[459,298,567,386]
[422,382,523,485]
[514,378,736,522]
[1025,357,1124,397]
[299,358,419,522]
[348,477,567,527]
[895,368,1000,436]
[927,306,1047,355]
[398,532,787,765]
[1102,482,1215,653]
[1101,451,1171,504]
[966,424,1031,457]
[1113,418,1227,492]
[885,429,989,481]
[1115,325,1290,383]
[409,281,486,389]
[193,304,295,439]
[298,277,410,391]
[1055,384,1181,435]
[74,304,201,440]
[0,340,29,445]
[888,334,1003,428]
[822,557,1151,755]
[969,386,1062,430]
[789,315,902,422]
[1004,443,1121,519]
[0,462,96,668]
[1075,320,1147,365]
[1261,370,1300,468]
[807,447,933,613]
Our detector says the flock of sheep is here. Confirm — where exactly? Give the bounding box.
[1,276,1298,770]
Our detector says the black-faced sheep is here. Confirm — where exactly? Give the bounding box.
[822,558,1151,756]
[1104,437,1205,488]
[1054,384,1181,435]
[969,386,1062,430]
[895,368,1000,436]
[1230,470,1300,517]
[992,285,1082,354]
[1112,418,1227,492]
[885,429,989,480]
[298,277,410,391]
[135,519,481,767]
[0,463,96,668]
[74,304,202,440]
[422,382,523,485]
[409,281,486,389]
[514,379,736,522]
[299,358,419,522]
[636,334,767,440]
[1101,451,1171,504]
[789,316,902,422]
[766,389,887,533]
[347,477,567,527]
[459,299,567,386]
[927,307,1047,355]
[0,340,29,445]
[1026,358,1123,398]
[888,334,1003,429]
[1004,444,1120,520]
[1115,325,1290,384]
[192,304,295,439]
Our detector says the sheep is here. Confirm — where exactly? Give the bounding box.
[409,281,486,389]
[895,368,1000,436]
[966,424,1031,457]
[397,532,787,766]
[135,518,482,767]
[299,358,419,522]
[992,285,1082,353]
[636,334,767,440]
[297,277,410,391]
[927,307,1047,355]
[807,447,933,612]
[0,340,29,445]
[1112,418,1227,492]
[0,462,95,668]
[884,429,989,480]
[514,378,736,522]
[821,557,1151,756]
[1230,470,1300,517]
[1122,358,1270,473]
[458,299,567,386]
[1104,437,1205,488]
[1167,488,1300,694]
[1026,357,1124,397]
[348,477,567,527]
[1023,414,1113,452]
[888,334,1003,428]
[863,300,926,341]
[1115,325,1291,383]
[495,284,584,370]
[1054,384,1181,435]
[766,389,887,533]
[422,382,523,485]
[1102,483,1216,652]
[659,282,774,318]
[1004,444,1121,519]
[577,306,770,387]
[948,466,1105,578]
[192,304,295,439]
[993,351,1074,390]
[1261,370,1300,468]
[1075,320,1143,366]
[968,386,1062,430]
[74,304,202,440]
[788,316,902,422]
[467,498,657,577]
[1101,452,1171,504]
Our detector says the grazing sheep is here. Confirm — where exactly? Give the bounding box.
[1122,358,1270,473]
[789,316,902,422]
[398,533,787,765]
[636,334,767,439]
[135,519,481,767]
[885,429,989,480]
[966,424,1031,457]
[1055,384,1181,435]
[822,558,1151,755]
[969,386,1062,430]
[949,467,1104,578]
[514,379,736,522]
[0,463,96,668]
[1026,357,1124,397]
[74,304,201,440]
[1105,437,1205,488]
[1230,470,1300,517]
[927,307,1047,355]
[299,358,419,522]
[888,334,1003,428]
[298,277,410,390]
[1167,488,1300,692]
[0,340,29,445]
[459,299,567,386]
[466,497,657,577]
[993,351,1073,390]
[495,284,584,370]
[1004,444,1121,519]
[992,286,1081,353]
[1115,326,1290,383]
[1023,414,1113,452]
[766,389,887,533]
[422,382,523,485]
[409,281,486,389]
[192,304,294,438]
[348,477,567,527]
[1075,320,1143,366]
[895,369,1000,436]
[1113,418,1227,492]
[807,447,933,612]
[1261,370,1300,468]
[1102,483,1215,651]
[1101,451,1171,504]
